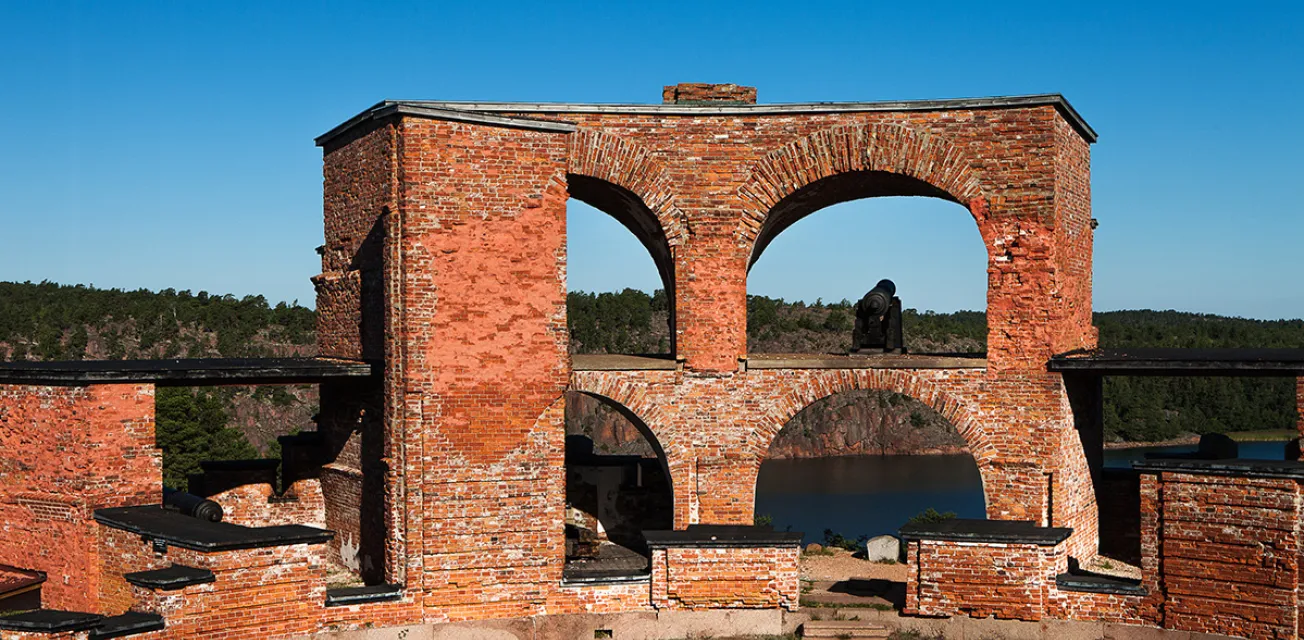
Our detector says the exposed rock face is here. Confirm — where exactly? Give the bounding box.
[566,392,659,457]
[565,389,966,459]
[766,390,966,458]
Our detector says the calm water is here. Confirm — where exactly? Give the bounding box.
[754,441,1290,544]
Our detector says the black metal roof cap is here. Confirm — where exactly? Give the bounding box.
[95,505,333,552]
[0,357,373,386]
[1048,348,1304,376]
[0,610,104,633]
[899,518,1072,546]
[123,564,215,591]
[317,93,1097,148]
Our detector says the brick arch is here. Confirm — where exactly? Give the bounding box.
[567,129,689,248]
[752,370,997,514]
[568,374,694,527]
[736,123,992,265]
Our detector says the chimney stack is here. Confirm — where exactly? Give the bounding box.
[662,83,757,105]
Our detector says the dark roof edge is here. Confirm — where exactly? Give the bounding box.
[318,94,1096,148]
[315,102,578,147]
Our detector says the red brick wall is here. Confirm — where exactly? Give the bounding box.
[1141,470,1302,639]
[0,384,159,611]
[318,120,398,582]
[650,546,798,610]
[905,538,1066,620]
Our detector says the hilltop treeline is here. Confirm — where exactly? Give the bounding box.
[2,281,1302,447]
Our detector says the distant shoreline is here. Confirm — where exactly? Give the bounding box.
[1103,429,1296,451]
[766,430,1298,459]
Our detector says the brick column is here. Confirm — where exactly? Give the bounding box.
[673,235,748,373]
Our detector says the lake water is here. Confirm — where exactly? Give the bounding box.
[754,441,1290,544]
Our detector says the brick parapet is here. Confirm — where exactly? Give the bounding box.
[97,525,331,639]
[905,537,1067,620]
[650,546,798,611]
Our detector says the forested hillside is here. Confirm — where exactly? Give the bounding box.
[3,281,1302,468]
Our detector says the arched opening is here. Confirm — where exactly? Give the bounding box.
[754,388,986,610]
[746,171,987,357]
[566,175,675,357]
[563,390,674,581]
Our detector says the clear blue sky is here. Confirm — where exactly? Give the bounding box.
[1,1,1300,318]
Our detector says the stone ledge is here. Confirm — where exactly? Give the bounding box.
[324,584,404,607]
[1055,572,1147,596]
[1133,457,1304,480]
[560,573,651,587]
[899,519,1072,546]
[123,564,215,591]
[95,505,333,552]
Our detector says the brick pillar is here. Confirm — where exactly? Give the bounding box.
[0,383,160,611]
[674,234,748,372]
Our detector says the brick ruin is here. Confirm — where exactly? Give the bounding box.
[1,83,1303,638]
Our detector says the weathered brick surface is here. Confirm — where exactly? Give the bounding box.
[1141,470,1302,639]
[905,538,1066,620]
[206,477,326,529]
[651,546,798,611]
[0,384,159,611]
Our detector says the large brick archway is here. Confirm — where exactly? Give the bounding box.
[316,84,1102,613]
[737,123,991,266]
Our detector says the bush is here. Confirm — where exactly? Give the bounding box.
[822,528,867,552]
[905,507,957,527]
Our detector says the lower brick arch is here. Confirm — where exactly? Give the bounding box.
[750,369,998,520]
[565,376,694,529]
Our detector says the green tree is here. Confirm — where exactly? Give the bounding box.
[154,388,258,490]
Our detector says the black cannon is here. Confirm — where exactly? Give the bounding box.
[162,487,224,522]
[852,279,904,354]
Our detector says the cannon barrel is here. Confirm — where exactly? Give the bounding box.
[162,488,224,522]
[858,279,897,317]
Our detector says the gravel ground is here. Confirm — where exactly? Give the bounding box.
[800,547,908,582]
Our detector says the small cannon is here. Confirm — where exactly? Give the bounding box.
[163,487,224,522]
[852,279,904,354]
